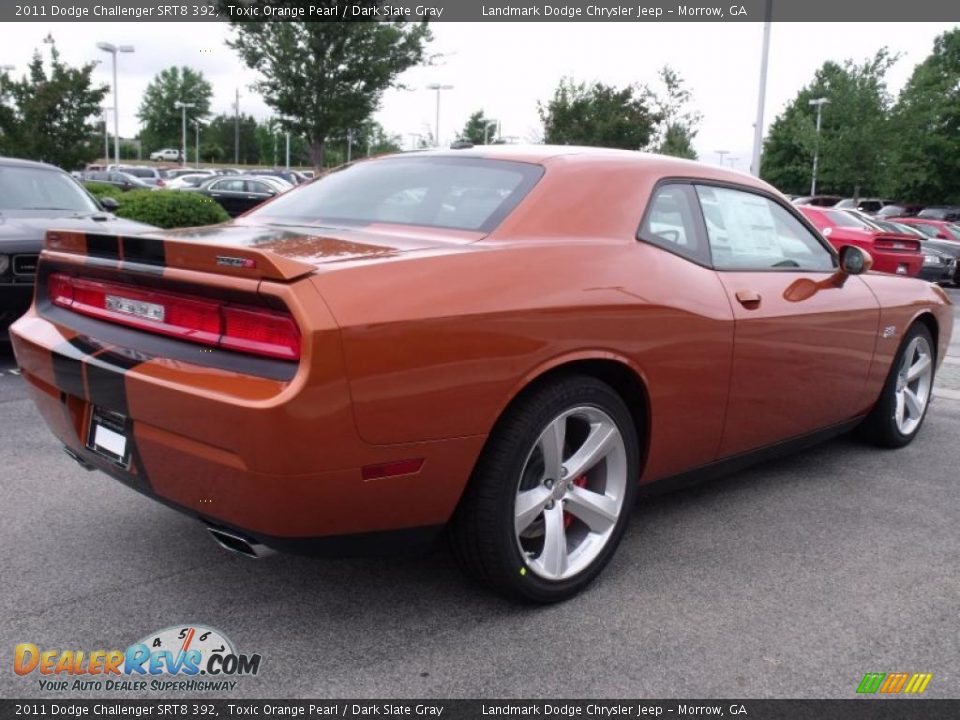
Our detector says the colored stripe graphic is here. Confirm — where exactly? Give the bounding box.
[857,672,932,694]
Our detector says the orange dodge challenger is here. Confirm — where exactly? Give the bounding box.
[10,147,954,602]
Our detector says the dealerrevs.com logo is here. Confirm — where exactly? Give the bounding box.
[14,624,262,692]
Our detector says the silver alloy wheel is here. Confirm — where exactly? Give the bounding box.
[514,406,628,581]
[894,334,933,436]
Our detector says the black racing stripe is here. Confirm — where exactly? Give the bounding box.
[51,342,87,400]
[85,233,120,261]
[84,354,130,414]
[67,336,102,357]
[121,236,166,267]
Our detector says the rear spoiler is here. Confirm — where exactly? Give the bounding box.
[44,230,316,282]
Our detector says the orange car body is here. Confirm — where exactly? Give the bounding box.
[9,147,954,553]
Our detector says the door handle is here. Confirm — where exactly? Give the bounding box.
[735,289,762,308]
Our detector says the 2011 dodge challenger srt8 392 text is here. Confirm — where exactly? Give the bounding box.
[10,146,954,602]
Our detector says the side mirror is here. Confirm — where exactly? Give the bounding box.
[784,245,873,303]
[100,196,119,211]
[839,245,873,275]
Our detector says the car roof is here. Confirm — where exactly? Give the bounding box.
[380,145,777,193]
[0,156,64,172]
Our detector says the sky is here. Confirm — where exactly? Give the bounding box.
[3,21,955,169]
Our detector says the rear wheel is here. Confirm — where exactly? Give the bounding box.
[859,323,935,448]
[450,376,639,603]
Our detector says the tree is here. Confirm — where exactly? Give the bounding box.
[204,112,260,165]
[653,66,701,159]
[538,78,661,150]
[0,35,108,169]
[221,7,432,168]
[460,110,498,144]
[761,50,897,196]
[887,29,960,203]
[137,66,213,154]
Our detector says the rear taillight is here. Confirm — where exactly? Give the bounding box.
[875,237,920,252]
[48,273,300,361]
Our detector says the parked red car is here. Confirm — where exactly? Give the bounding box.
[797,206,922,277]
[892,217,960,242]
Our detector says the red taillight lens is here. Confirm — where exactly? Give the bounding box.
[47,273,300,361]
[875,237,920,252]
[221,307,300,360]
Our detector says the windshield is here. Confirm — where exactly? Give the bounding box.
[247,156,544,232]
[0,165,100,213]
[825,210,871,229]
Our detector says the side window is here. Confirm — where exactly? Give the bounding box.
[213,179,245,192]
[246,181,271,194]
[695,185,835,272]
[638,184,708,264]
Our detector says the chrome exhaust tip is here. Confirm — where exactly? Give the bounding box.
[206,526,275,559]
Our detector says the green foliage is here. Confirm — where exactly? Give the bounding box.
[653,66,701,159]
[0,35,108,170]
[112,190,229,229]
[460,110,498,144]
[886,28,960,203]
[538,77,661,150]
[204,112,260,165]
[761,50,897,196]
[137,67,213,153]
[221,11,432,167]
[83,181,123,201]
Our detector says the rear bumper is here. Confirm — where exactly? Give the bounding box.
[870,252,922,277]
[10,309,483,552]
[917,262,955,284]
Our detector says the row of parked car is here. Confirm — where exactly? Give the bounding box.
[76,164,315,217]
[788,196,960,285]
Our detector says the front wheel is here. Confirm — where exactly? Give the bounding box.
[450,376,639,603]
[859,322,936,448]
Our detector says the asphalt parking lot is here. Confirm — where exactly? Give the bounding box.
[1,288,959,700]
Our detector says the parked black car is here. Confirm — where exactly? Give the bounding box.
[0,157,157,339]
[185,176,286,217]
[243,168,310,185]
[792,195,841,207]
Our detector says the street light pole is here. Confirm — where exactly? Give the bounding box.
[483,119,499,145]
[750,0,772,177]
[192,118,201,167]
[96,43,134,169]
[285,131,291,170]
[174,101,194,167]
[426,83,453,147]
[346,129,353,163]
[809,97,830,196]
[715,150,729,167]
[102,107,110,163]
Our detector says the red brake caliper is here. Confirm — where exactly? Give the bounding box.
[563,474,589,528]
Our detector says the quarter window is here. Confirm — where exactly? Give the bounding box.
[695,185,835,271]
[638,184,708,264]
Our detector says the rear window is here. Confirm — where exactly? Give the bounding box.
[247,157,544,232]
[825,210,870,229]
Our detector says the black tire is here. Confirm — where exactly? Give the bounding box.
[449,375,640,603]
[858,322,936,448]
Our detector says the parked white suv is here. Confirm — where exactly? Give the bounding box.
[149,148,182,162]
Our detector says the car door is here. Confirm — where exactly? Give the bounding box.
[693,183,880,458]
[206,178,245,216]
[241,180,276,213]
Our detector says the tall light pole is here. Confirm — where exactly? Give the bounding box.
[233,88,240,165]
[101,107,111,163]
[191,118,201,167]
[174,101,194,167]
[426,83,453,147]
[809,97,830,195]
[346,129,353,163]
[750,0,772,177]
[285,130,291,170]
[483,119,499,145]
[715,150,729,167]
[96,43,134,169]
